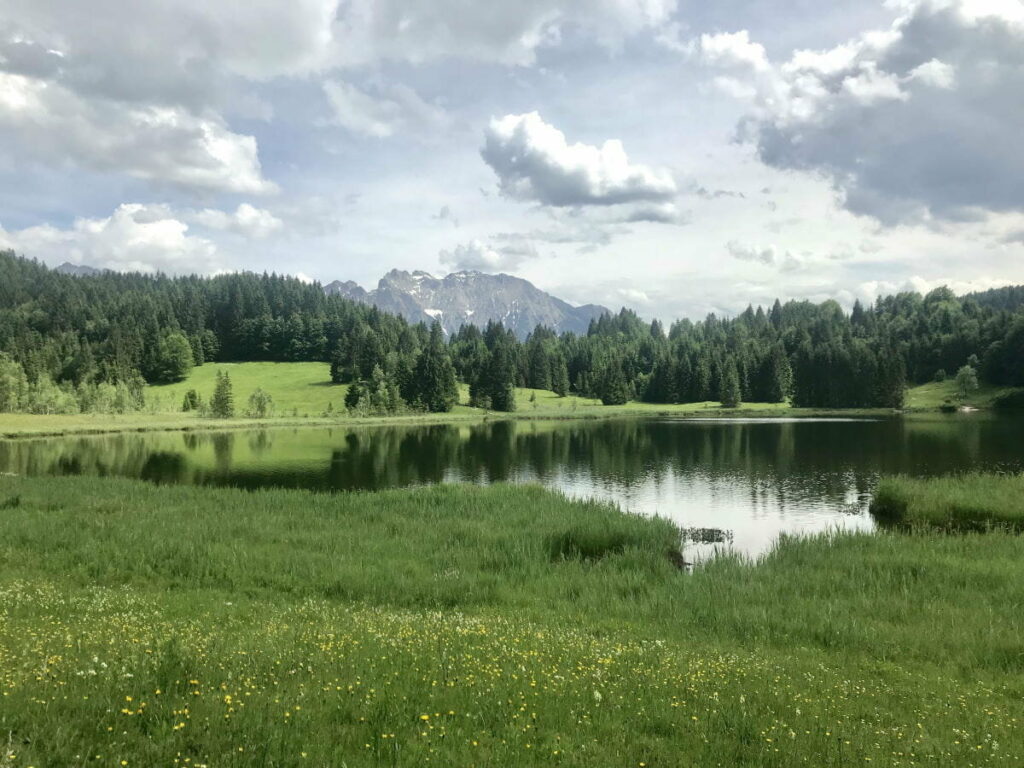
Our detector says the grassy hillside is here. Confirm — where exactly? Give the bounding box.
[148,362,349,416]
[903,378,1017,410]
[0,476,1021,766]
[148,363,793,420]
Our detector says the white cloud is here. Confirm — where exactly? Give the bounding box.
[0,72,274,194]
[697,0,1024,223]
[194,204,283,238]
[698,30,769,71]
[322,79,448,138]
[439,238,538,272]
[333,0,678,67]
[0,203,220,274]
[909,58,956,89]
[481,112,677,207]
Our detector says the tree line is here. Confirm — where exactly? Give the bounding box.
[1,250,1022,415]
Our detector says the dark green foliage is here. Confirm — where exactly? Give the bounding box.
[411,322,458,413]
[345,364,404,415]
[471,323,517,411]
[209,371,234,418]
[719,358,741,408]
[2,252,1024,411]
[595,358,630,406]
[992,389,1024,410]
[151,332,194,384]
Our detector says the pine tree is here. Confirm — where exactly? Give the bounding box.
[209,371,234,418]
[550,351,570,397]
[719,358,742,408]
[597,359,629,406]
[413,322,458,412]
[766,345,791,403]
[527,341,552,391]
[483,339,517,412]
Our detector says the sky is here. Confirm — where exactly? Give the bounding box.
[1,0,1022,322]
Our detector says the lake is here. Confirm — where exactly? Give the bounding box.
[2,414,1022,559]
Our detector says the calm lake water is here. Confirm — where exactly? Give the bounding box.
[3,414,1023,559]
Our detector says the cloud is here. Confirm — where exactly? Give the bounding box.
[433,206,459,227]
[0,72,274,194]
[439,238,539,272]
[322,78,448,138]
[726,240,802,270]
[194,204,283,238]
[481,112,678,207]
[697,0,1024,224]
[726,240,776,265]
[698,30,769,71]
[1,0,339,108]
[334,0,678,67]
[0,203,220,274]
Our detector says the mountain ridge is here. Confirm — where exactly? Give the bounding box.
[325,269,610,338]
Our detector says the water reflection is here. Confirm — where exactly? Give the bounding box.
[1,415,1021,558]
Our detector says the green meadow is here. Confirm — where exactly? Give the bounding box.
[1,475,1022,767]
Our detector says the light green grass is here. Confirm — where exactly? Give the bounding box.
[0,363,1003,440]
[149,361,348,416]
[871,472,1024,530]
[903,379,1016,410]
[0,476,1022,766]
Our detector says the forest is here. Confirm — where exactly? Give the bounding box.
[1,250,1023,415]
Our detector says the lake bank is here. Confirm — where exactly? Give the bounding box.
[0,475,1020,766]
[4,359,1014,439]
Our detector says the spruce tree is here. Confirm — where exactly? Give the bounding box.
[550,351,570,397]
[209,371,235,418]
[719,359,742,408]
[413,322,458,412]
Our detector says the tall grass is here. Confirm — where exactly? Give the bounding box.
[871,472,1024,530]
[1,476,1022,766]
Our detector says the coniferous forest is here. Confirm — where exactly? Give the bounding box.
[2,250,1024,415]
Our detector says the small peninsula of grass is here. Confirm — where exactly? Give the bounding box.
[0,476,1022,766]
[871,472,1024,530]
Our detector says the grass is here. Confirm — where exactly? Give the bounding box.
[871,472,1024,530]
[148,362,350,417]
[0,362,1016,439]
[902,379,1017,410]
[0,363,804,438]
[0,475,1022,766]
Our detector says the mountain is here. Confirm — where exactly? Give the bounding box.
[324,270,610,337]
[55,262,102,277]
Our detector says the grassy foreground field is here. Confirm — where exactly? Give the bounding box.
[1,476,1022,766]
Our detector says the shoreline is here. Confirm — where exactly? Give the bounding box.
[0,403,969,440]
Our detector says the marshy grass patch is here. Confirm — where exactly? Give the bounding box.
[871,472,1024,531]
